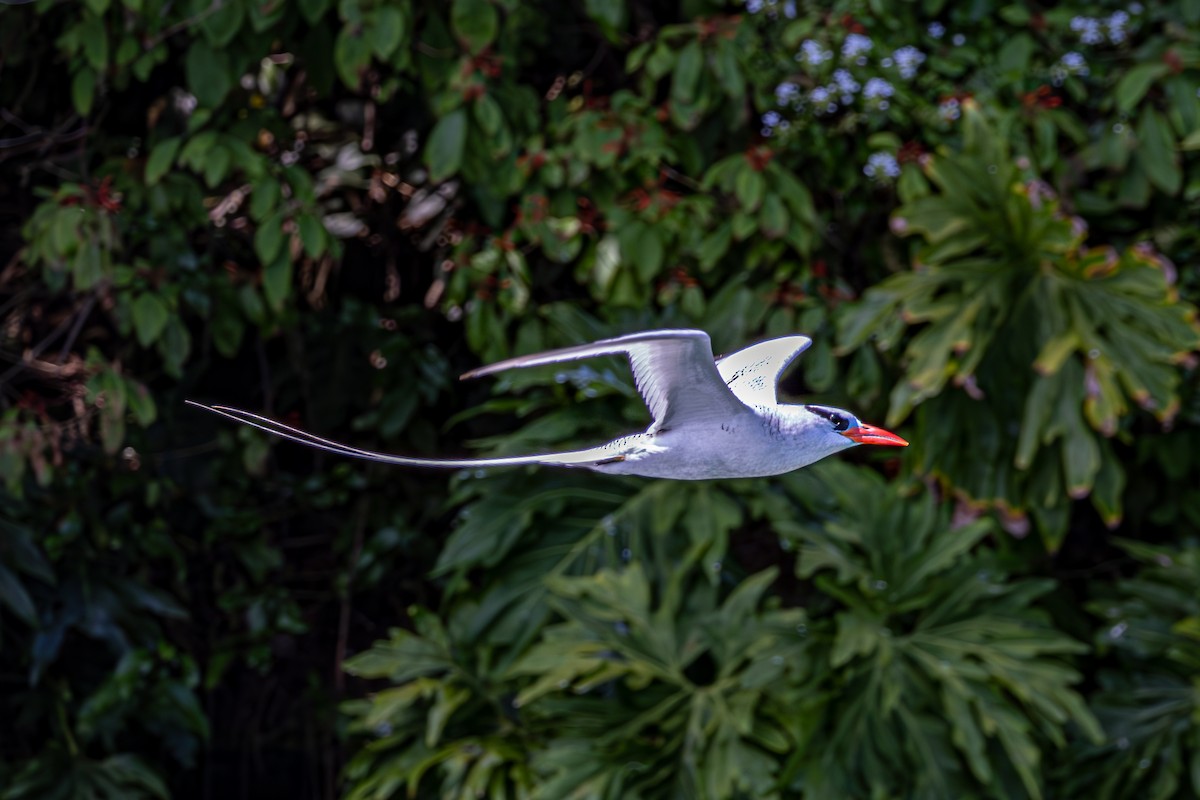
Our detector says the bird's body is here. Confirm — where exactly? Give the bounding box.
[544,404,841,479]
[189,329,906,480]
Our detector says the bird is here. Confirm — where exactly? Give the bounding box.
[186,329,907,480]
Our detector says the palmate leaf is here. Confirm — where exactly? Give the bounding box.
[343,468,786,800]
[1059,542,1200,800]
[780,463,1101,799]
[837,104,1200,549]
[512,562,809,800]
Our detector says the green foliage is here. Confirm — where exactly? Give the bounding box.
[1063,540,1200,799]
[2,0,1199,796]
[341,466,1103,798]
[839,104,1200,547]
[784,465,1101,799]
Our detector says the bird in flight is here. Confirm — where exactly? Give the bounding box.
[187,329,906,480]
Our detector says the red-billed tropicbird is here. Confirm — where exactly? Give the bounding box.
[187,329,907,480]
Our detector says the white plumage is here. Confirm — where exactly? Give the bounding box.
[188,329,907,480]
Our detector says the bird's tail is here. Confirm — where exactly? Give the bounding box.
[184,401,614,469]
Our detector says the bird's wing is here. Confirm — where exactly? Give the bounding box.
[185,401,613,469]
[715,335,812,406]
[462,329,750,432]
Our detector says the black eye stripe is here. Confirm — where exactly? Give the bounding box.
[805,405,850,432]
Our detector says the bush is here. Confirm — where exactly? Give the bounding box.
[0,0,1197,798]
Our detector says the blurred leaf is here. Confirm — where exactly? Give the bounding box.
[334,26,371,89]
[1137,108,1181,194]
[262,253,292,311]
[0,565,37,627]
[144,137,180,186]
[426,108,468,182]
[451,0,498,54]
[201,0,244,46]
[254,210,285,264]
[1115,63,1169,113]
[132,293,169,347]
[297,214,325,258]
[72,68,96,116]
[184,41,232,107]
[584,0,625,41]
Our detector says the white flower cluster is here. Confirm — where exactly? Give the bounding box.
[745,0,798,18]
[863,77,894,107]
[759,20,968,136]
[1051,51,1090,85]
[891,46,927,80]
[799,39,833,67]
[1069,9,1137,45]
[760,110,791,136]
[842,33,873,64]
[938,96,962,121]
[863,151,901,180]
[773,35,926,124]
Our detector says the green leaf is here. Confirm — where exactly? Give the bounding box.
[1090,450,1125,527]
[671,40,702,106]
[298,0,328,24]
[132,293,169,347]
[1033,332,1078,375]
[584,0,625,41]
[145,137,181,185]
[160,317,191,377]
[759,193,787,239]
[619,223,664,283]
[711,39,742,99]
[178,130,218,170]
[1137,108,1181,194]
[212,302,245,357]
[831,610,880,667]
[735,167,765,212]
[1016,374,1057,470]
[473,93,504,137]
[80,15,108,70]
[371,6,406,59]
[998,5,1030,24]
[203,144,232,187]
[334,26,372,89]
[1062,422,1101,499]
[451,0,498,54]
[0,565,37,627]
[73,245,103,289]
[72,69,96,116]
[185,41,232,107]
[98,755,169,799]
[126,380,157,427]
[1115,63,1169,113]
[249,176,280,221]
[262,253,292,311]
[201,0,245,47]
[426,108,468,182]
[1179,128,1200,151]
[254,211,285,264]
[298,214,325,257]
[996,33,1033,76]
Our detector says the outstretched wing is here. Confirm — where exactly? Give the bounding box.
[462,329,750,432]
[715,335,812,407]
[185,401,612,468]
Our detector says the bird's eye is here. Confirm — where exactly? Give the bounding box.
[806,405,849,432]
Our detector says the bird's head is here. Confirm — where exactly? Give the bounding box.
[802,404,909,455]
